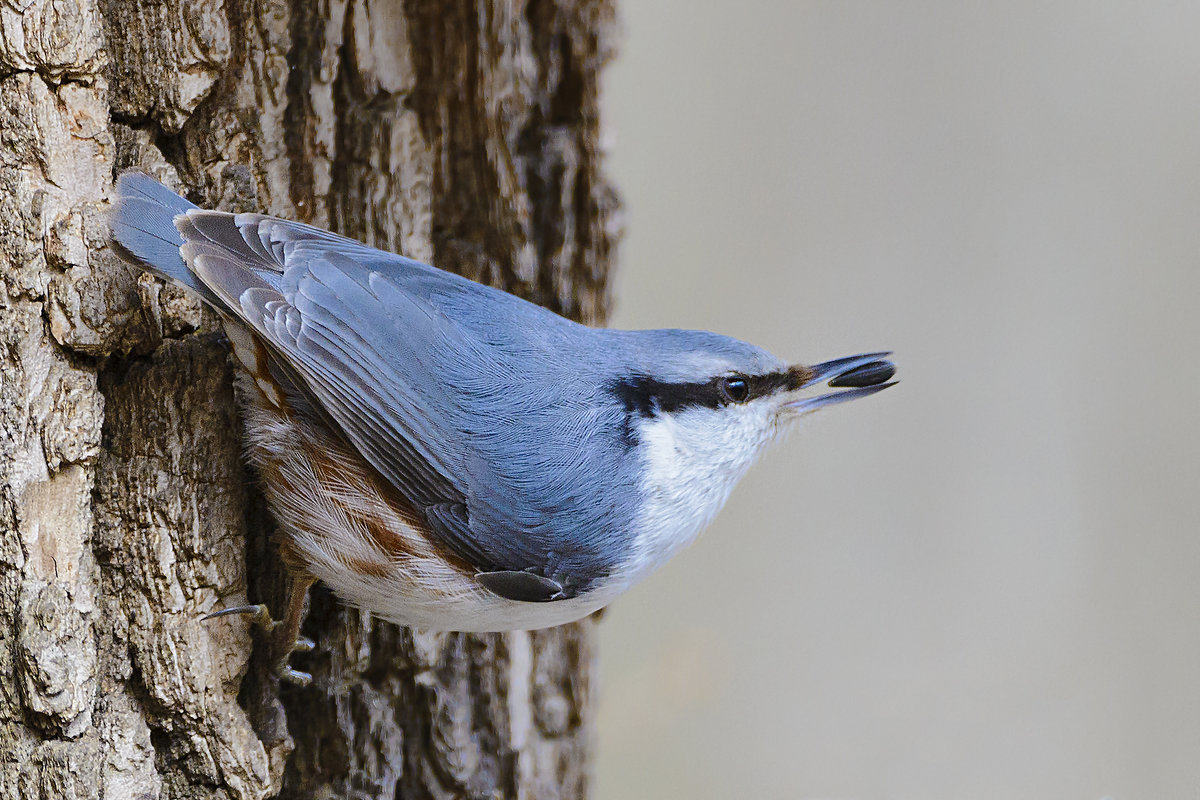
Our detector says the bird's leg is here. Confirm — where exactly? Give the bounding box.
[204,573,317,686]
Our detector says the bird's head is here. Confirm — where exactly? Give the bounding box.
[609,329,896,496]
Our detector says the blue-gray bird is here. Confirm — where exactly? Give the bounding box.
[110,173,895,682]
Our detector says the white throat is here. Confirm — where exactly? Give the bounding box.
[625,402,779,582]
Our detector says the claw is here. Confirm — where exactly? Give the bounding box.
[204,603,273,627]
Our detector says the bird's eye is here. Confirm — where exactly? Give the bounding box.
[721,375,750,403]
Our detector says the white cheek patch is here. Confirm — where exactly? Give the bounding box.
[626,401,779,580]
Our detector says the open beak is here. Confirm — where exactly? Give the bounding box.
[784,352,897,414]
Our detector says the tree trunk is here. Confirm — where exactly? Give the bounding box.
[0,0,619,797]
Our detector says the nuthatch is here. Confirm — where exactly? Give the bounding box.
[110,173,896,683]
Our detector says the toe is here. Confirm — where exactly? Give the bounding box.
[277,665,312,687]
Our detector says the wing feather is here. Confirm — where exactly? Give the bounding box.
[143,191,634,597]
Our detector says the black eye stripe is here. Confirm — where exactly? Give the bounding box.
[611,367,809,417]
[610,377,723,415]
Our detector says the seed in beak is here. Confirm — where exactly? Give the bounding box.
[828,360,895,388]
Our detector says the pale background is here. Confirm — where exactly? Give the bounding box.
[594,3,1200,799]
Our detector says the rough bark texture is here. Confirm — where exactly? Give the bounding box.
[0,1,619,797]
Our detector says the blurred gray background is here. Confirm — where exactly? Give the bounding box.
[594,3,1200,799]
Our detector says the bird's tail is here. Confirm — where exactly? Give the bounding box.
[109,173,224,309]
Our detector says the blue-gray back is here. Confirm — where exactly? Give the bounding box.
[112,174,656,591]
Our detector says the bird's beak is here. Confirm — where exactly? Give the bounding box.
[783,352,897,414]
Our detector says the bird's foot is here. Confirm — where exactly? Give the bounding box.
[204,575,316,686]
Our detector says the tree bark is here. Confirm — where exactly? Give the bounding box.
[0,1,619,797]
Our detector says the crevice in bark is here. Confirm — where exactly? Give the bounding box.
[284,0,318,221]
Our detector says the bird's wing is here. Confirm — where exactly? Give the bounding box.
[174,207,628,599]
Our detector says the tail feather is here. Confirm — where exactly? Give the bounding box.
[109,173,225,309]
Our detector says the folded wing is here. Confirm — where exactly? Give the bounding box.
[117,178,635,601]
